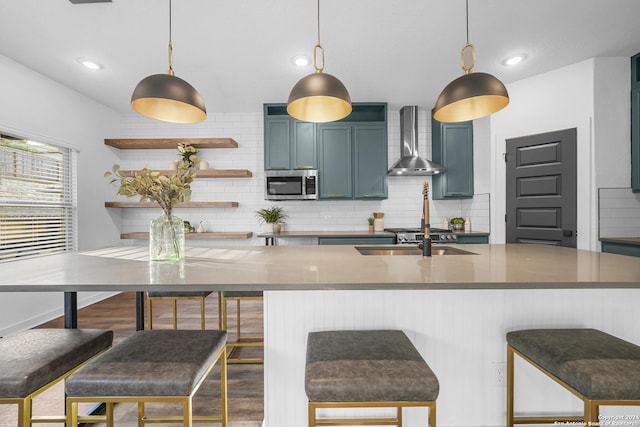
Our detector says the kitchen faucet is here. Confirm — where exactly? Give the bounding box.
[421,182,432,257]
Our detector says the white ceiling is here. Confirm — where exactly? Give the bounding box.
[2,0,640,115]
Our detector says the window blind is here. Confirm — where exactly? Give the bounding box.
[0,135,75,262]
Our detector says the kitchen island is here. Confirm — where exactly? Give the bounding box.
[1,244,639,427]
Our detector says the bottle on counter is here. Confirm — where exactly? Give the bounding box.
[464,218,471,232]
[443,217,449,230]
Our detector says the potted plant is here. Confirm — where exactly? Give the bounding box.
[256,206,288,232]
[450,217,465,231]
[367,217,374,232]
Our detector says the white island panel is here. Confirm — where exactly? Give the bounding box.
[264,288,640,427]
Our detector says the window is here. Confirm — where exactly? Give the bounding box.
[0,134,76,262]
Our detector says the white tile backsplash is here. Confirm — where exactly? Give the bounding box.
[598,187,640,238]
[113,110,490,246]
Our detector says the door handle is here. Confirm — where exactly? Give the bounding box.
[562,230,573,237]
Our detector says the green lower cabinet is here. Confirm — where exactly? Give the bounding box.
[456,235,489,244]
[318,237,395,245]
[601,242,640,257]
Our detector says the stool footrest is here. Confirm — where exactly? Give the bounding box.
[315,417,399,426]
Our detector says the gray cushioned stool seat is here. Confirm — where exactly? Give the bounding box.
[221,290,262,298]
[0,328,113,398]
[66,330,226,397]
[507,328,640,399]
[147,291,211,298]
[306,330,439,402]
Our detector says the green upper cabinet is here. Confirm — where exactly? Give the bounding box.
[317,103,388,200]
[264,104,316,170]
[353,124,387,199]
[264,102,388,200]
[264,118,291,169]
[431,113,474,199]
[631,53,640,192]
[318,124,353,198]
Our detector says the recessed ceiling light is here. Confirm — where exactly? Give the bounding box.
[291,55,310,67]
[77,58,103,71]
[503,54,527,66]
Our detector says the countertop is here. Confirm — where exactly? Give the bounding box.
[599,237,640,246]
[0,244,638,292]
[256,230,395,238]
[255,230,490,238]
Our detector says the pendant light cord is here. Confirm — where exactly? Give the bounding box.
[465,0,469,44]
[461,0,474,74]
[313,0,325,73]
[168,0,175,75]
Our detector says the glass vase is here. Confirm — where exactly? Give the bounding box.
[149,211,185,261]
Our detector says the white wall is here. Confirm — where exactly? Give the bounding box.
[0,54,121,336]
[489,58,630,250]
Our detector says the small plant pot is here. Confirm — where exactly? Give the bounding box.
[368,225,374,232]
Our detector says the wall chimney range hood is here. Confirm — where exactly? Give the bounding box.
[387,106,447,176]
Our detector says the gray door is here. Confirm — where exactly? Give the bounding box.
[505,128,577,247]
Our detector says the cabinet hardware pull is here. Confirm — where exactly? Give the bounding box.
[296,166,314,169]
[326,194,346,197]
[269,166,287,169]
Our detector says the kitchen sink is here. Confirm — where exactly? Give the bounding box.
[355,245,478,256]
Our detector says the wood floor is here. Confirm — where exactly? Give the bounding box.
[0,292,264,427]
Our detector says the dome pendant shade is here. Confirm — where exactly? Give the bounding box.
[433,72,509,123]
[131,73,207,124]
[287,72,352,123]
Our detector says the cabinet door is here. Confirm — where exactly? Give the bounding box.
[353,125,387,199]
[633,88,640,192]
[292,121,316,169]
[264,118,291,170]
[318,124,352,199]
[432,116,474,199]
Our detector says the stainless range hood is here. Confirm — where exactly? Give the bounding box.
[387,106,447,176]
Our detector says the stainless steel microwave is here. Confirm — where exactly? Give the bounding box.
[265,170,318,200]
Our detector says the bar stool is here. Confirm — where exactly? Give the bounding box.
[0,328,113,426]
[147,291,212,330]
[305,330,439,427]
[220,290,263,364]
[66,330,228,426]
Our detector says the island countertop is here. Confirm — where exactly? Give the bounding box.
[0,244,638,292]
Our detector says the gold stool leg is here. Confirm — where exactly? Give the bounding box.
[221,347,228,427]
[200,296,206,330]
[183,397,193,427]
[148,298,154,329]
[236,299,241,338]
[308,403,317,427]
[428,402,436,427]
[397,405,402,426]
[172,299,178,330]
[18,398,28,427]
[507,345,515,427]
[138,401,145,427]
[218,291,223,330]
[584,399,598,425]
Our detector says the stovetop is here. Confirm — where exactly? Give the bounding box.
[384,227,457,243]
[385,227,452,233]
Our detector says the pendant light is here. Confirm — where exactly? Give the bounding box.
[130,0,206,124]
[433,0,509,123]
[287,0,352,123]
